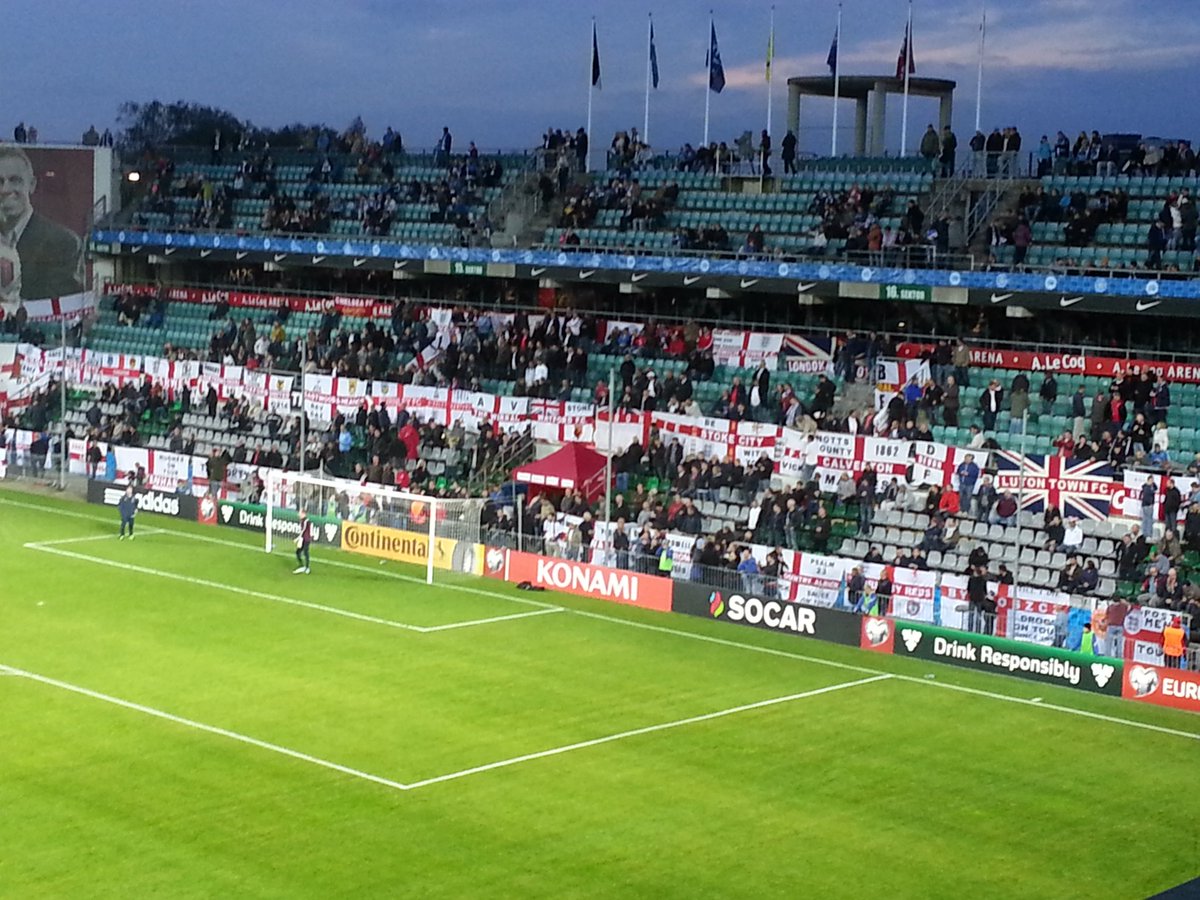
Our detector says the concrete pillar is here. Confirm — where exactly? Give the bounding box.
[939,93,954,134]
[787,84,801,144]
[869,83,889,157]
[854,97,869,157]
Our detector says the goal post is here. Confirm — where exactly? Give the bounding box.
[263,470,486,585]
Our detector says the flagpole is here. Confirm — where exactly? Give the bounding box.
[766,5,775,137]
[831,1,842,157]
[644,14,653,144]
[975,2,986,135]
[703,14,713,147]
[900,0,913,157]
[587,18,596,173]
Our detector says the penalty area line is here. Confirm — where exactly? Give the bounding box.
[23,528,166,548]
[404,674,892,789]
[23,543,428,633]
[0,662,411,793]
[418,607,565,632]
[7,498,1200,743]
[21,541,561,636]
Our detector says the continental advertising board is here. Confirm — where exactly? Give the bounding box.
[340,521,482,575]
[888,621,1123,696]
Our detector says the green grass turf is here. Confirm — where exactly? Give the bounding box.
[1,486,1198,898]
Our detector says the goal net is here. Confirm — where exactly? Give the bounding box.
[264,470,486,584]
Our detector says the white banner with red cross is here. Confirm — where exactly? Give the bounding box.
[874,358,930,413]
[710,329,784,368]
[994,588,1077,647]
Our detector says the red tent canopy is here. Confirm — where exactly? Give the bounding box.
[512,442,609,502]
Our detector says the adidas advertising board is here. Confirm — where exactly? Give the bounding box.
[670,580,860,646]
[87,479,199,521]
[890,621,1123,696]
[216,500,342,545]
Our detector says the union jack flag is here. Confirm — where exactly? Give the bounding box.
[993,453,1119,521]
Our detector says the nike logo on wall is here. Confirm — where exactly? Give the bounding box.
[683,276,702,286]
[990,293,1013,304]
[796,282,818,293]
[530,267,547,276]
[1136,299,1162,312]
[1059,296,1083,308]
[353,258,366,267]
[631,273,649,282]
[579,270,596,279]
[740,279,760,289]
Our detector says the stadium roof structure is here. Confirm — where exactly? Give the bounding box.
[787,74,957,157]
[513,442,608,501]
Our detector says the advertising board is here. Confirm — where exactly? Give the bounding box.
[86,479,201,522]
[672,580,861,646]
[499,550,673,612]
[890,621,1122,695]
[340,521,481,574]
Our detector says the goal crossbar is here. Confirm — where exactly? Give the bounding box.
[264,470,445,584]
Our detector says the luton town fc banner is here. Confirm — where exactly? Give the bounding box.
[993,452,1118,521]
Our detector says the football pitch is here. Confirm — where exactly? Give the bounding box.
[2,488,1198,899]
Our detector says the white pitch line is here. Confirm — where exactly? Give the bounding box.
[0,664,889,796]
[23,529,166,548]
[0,663,411,792]
[405,674,892,789]
[24,543,427,633]
[6,497,1200,743]
[418,607,564,633]
[24,541,559,636]
[0,497,560,612]
[912,678,1200,742]
[570,610,1200,742]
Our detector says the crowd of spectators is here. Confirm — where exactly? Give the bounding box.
[555,174,679,237]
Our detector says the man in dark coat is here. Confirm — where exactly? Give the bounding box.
[0,146,85,300]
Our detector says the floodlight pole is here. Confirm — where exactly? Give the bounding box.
[426,497,436,585]
[59,314,68,491]
[1012,408,1029,605]
[516,476,523,553]
[299,337,307,475]
[604,366,615,523]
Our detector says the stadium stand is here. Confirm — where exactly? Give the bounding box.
[130,147,525,246]
[542,162,939,263]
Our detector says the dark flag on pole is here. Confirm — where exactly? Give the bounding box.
[650,21,660,88]
[896,20,915,79]
[707,21,725,93]
[826,32,838,75]
[592,23,602,88]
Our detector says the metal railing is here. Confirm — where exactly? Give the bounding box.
[78,275,1200,365]
[91,216,1200,286]
[533,240,978,272]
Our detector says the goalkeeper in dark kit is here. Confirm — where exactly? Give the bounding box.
[293,510,313,574]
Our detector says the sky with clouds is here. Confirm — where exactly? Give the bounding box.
[6,0,1197,155]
